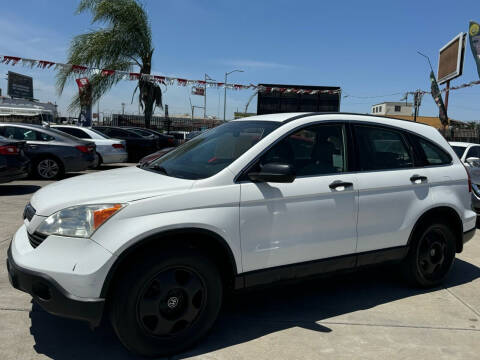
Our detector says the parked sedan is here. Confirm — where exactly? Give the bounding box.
[93,126,157,162]
[124,127,176,149]
[52,125,128,168]
[138,147,175,166]
[0,135,30,183]
[0,123,95,179]
[450,141,480,211]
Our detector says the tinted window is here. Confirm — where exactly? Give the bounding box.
[415,137,452,165]
[149,121,280,179]
[355,126,413,170]
[108,128,140,138]
[3,126,54,141]
[256,124,346,176]
[466,146,480,160]
[57,127,91,139]
[129,128,154,137]
[452,146,467,158]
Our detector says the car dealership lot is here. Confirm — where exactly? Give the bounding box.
[1,166,480,360]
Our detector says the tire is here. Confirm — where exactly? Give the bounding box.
[92,152,102,169]
[110,248,223,357]
[34,157,64,180]
[402,223,456,288]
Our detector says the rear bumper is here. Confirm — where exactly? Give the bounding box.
[101,152,128,164]
[7,244,104,326]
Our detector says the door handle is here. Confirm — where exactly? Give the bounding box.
[410,174,427,183]
[329,181,353,190]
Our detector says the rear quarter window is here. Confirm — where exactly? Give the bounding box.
[414,136,452,166]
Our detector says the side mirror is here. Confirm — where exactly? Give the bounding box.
[466,157,480,167]
[247,162,296,183]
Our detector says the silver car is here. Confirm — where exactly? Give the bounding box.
[52,125,128,168]
[450,141,480,211]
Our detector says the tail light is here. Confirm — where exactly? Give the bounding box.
[0,145,20,155]
[75,145,89,153]
[112,143,124,149]
[76,145,95,153]
[167,137,175,144]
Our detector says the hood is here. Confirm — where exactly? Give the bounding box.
[31,166,195,216]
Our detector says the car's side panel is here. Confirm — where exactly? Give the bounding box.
[90,184,242,273]
[240,174,358,272]
[355,168,431,252]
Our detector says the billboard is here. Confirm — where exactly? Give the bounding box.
[7,72,33,99]
[257,84,341,115]
[438,32,466,84]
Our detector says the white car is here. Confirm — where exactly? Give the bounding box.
[52,125,128,167]
[8,113,476,357]
[450,141,480,211]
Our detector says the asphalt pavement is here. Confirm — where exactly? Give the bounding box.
[1,165,479,359]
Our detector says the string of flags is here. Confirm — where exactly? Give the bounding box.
[404,79,480,96]
[0,55,341,95]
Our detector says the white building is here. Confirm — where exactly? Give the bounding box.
[371,102,413,116]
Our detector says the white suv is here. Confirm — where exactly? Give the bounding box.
[7,113,476,357]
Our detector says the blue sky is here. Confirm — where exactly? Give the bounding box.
[1,0,480,121]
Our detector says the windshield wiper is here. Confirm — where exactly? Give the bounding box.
[149,164,169,175]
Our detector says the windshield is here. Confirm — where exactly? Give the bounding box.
[146,121,280,179]
[452,146,466,159]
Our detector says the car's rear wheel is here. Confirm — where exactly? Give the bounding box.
[92,152,102,168]
[34,157,64,179]
[402,223,456,287]
[110,249,223,357]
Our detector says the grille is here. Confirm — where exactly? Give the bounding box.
[23,203,36,222]
[28,232,47,248]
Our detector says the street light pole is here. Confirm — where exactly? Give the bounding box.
[223,69,244,121]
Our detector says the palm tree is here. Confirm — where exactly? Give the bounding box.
[56,0,162,128]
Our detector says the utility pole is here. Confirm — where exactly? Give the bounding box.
[121,102,125,115]
[223,69,244,121]
[204,74,215,119]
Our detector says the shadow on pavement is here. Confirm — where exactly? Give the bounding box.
[0,184,41,196]
[29,259,480,360]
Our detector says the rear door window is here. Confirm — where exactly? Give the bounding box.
[354,125,413,171]
[57,127,91,138]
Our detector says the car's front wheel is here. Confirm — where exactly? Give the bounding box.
[402,223,456,288]
[110,248,223,357]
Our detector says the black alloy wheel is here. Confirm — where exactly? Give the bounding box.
[110,249,223,357]
[402,223,456,287]
[136,266,206,336]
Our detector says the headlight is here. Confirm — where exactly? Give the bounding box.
[36,204,125,238]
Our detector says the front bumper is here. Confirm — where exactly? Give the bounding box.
[7,245,104,326]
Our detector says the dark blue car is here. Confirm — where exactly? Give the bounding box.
[0,123,95,179]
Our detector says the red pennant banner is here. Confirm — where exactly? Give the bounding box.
[2,56,21,65]
[71,65,88,73]
[177,78,188,86]
[38,60,55,69]
[101,69,115,76]
[129,72,141,80]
